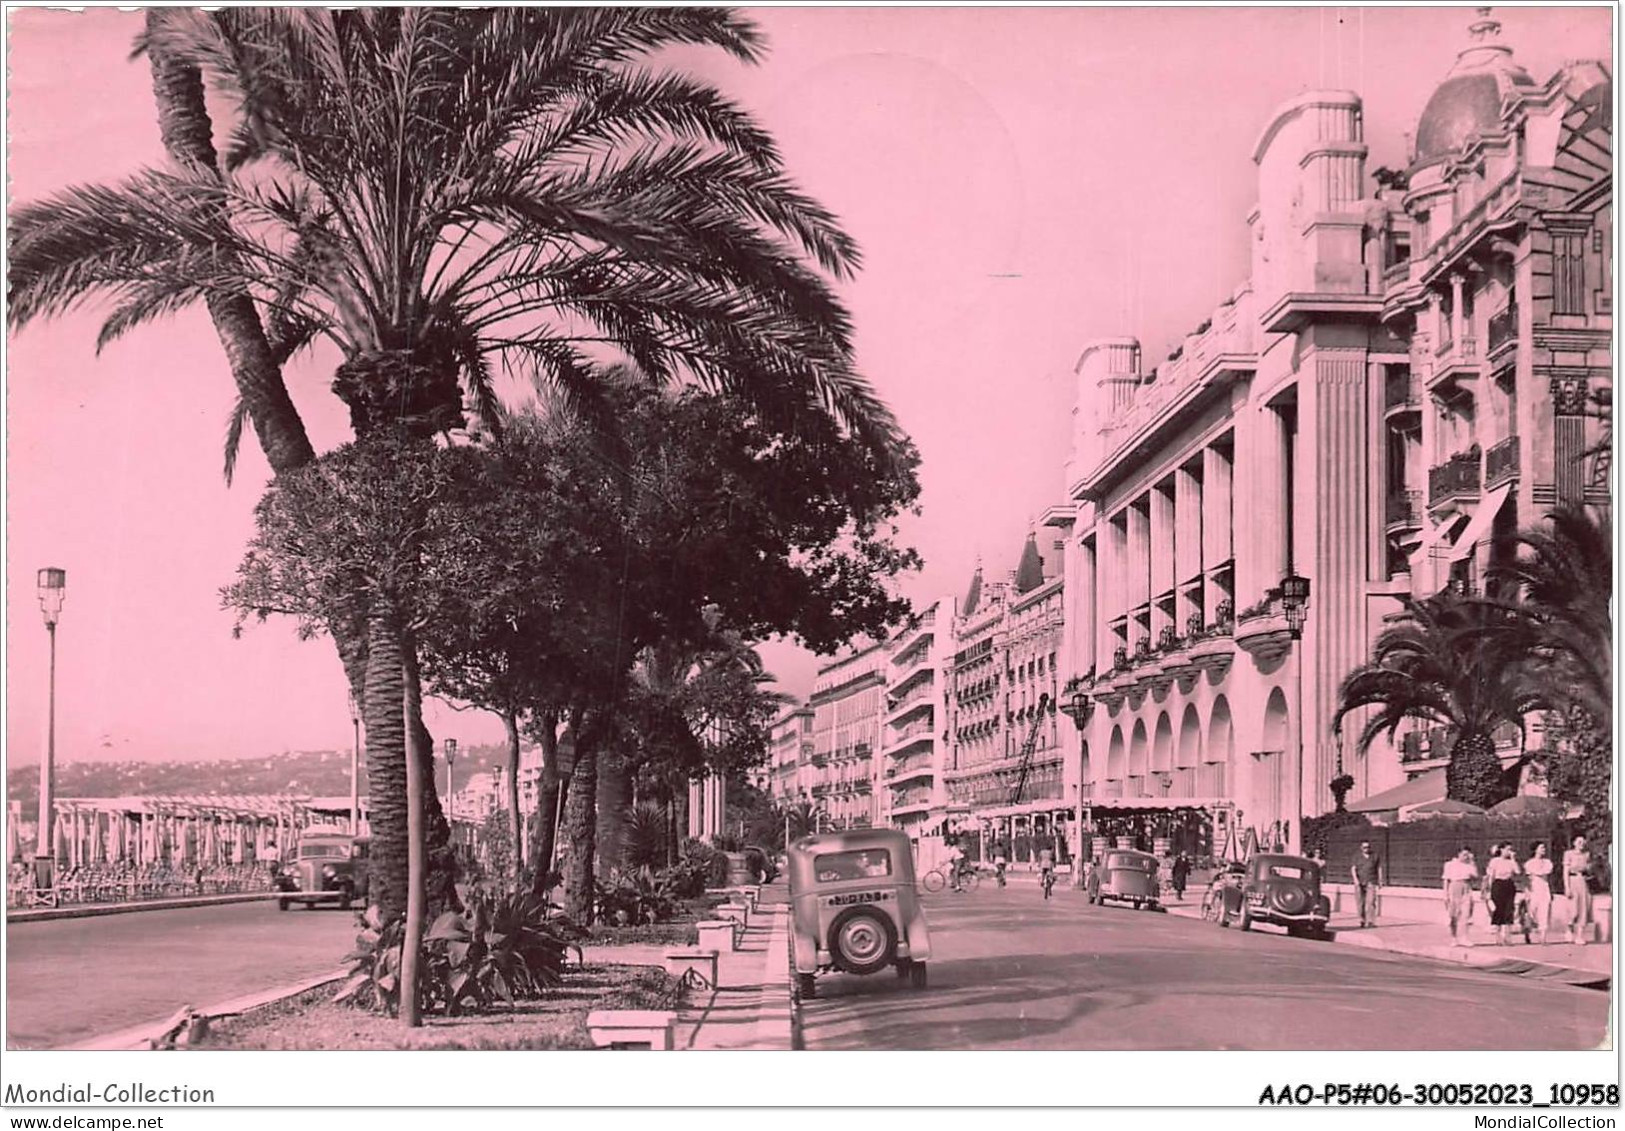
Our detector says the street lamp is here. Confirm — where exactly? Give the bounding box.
[347,692,362,836]
[1279,573,1311,639]
[36,568,66,891]
[443,739,458,822]
[1279,572,1311,854]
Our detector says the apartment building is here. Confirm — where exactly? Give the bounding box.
[768,706,815,805]
[1054,10,1609,857]
[808,642,891,829]
[944,537,1067,863]
[879,598,952,841]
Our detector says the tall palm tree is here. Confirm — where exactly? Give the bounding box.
[1332,591,1547,808]
[11,9,900,922]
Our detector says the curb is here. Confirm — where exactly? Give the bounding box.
[69,967,347,1051]
[753,905,795,1051]
[1164,902,1609,989]
[9,891,284,923]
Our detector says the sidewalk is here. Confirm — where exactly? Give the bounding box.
[1162,898,1612,988]
[678,880,794,1051]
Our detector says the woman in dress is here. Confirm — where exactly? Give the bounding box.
[1484,843,1521,945]
[1523,841,1555,945]
[1562,836,1593,945]
[1442,847,1479,946]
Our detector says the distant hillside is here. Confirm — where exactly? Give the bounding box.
[6,745,507,821]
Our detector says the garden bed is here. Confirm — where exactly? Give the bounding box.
[195,965,680,1051]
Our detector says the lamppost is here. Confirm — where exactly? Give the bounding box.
[443,739,458,823]
[36,569,66,891]
[347,692,362,836]
[1279,573,1312,854]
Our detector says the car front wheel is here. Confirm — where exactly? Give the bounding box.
[1239,905,1253,931]
[829,907,897,976]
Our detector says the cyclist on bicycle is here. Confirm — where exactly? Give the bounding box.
[945,840,967,893]
[993,842,1008,888]
[1037,845,1057,898]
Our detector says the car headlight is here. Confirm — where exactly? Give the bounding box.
[322,865,337,879]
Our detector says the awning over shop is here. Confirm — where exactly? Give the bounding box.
[1447,482,1514,563]
[1407,511,1470,572]
[1082,797,1232,811]
[973,800,1078,820]
[1347,768,1445,813]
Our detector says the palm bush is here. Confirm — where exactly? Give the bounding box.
[423,889,578,1014]
[1333,591,1545,808]
[622,803,669,871]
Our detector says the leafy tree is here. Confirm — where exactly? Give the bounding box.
[1332,592,1545,808]
[225,436,476,1025]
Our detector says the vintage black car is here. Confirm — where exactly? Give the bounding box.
[275,828,369,910]
[1204,853,1331,938]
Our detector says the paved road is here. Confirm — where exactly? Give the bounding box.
[798,886,1608,1050]
[7,901,357,1049]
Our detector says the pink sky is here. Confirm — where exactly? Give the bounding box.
[4,6,1610,765]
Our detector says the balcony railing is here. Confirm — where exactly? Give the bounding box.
[1487,301,1518,356]
[1485,435,1520,489]
[1428,450,1482,507]
[1385,488,1421,530]
[1384,368,1419,412]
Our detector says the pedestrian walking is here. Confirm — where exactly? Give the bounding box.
[1170,853,1190,901]
[1442,847,1478,946]
[1562,836,1594,945]
[1523,841,1555,945]
[1485,843,1521,945]
[1351,840,1382,928]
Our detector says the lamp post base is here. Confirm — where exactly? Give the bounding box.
[32,854,55,891]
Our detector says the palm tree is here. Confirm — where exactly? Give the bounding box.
[1493,503,1613,859]
[11,9,900,926]
[1493,504,1612,727]
[1332,591,1546,808]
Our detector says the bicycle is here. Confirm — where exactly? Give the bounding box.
[921,865,981,893]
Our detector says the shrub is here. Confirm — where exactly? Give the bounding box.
[593,866,676,926]
[423,888,578,1014]
[1302,810,1371,860]
[334,908,407,1016]
[623,803,670,871]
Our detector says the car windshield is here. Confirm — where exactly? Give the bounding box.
[299,843,350,859]
[1107,854,1151,870]
[813,849,892,882]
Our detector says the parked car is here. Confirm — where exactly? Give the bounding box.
[787,828,931,999]
[1206,853,1331,937]
[1085,848,1164,910]
[275,827,369,911]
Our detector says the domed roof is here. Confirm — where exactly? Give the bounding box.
[1411,9,1534,170]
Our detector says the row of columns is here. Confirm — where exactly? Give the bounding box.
[35,804,292,868]
[1089,441,1241,669]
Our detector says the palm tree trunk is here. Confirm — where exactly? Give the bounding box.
[530,709,561,892]
[401,626,428,1028]
[398,642,457,911]
[144,11,314,477]
[563,719,600,921]
[1447,730,1512,809]
[595,749,632,880]
[364,613,409,921]
[502,711,523,889]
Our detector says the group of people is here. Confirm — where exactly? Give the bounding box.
[1441,837,1595,947]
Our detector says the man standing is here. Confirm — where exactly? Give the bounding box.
[1352,840,1381,928]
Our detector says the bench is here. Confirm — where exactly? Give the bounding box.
[586,1010,677,1050]
[664,949,720,991]
[697,919,740,953]
[715,901,751,929]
